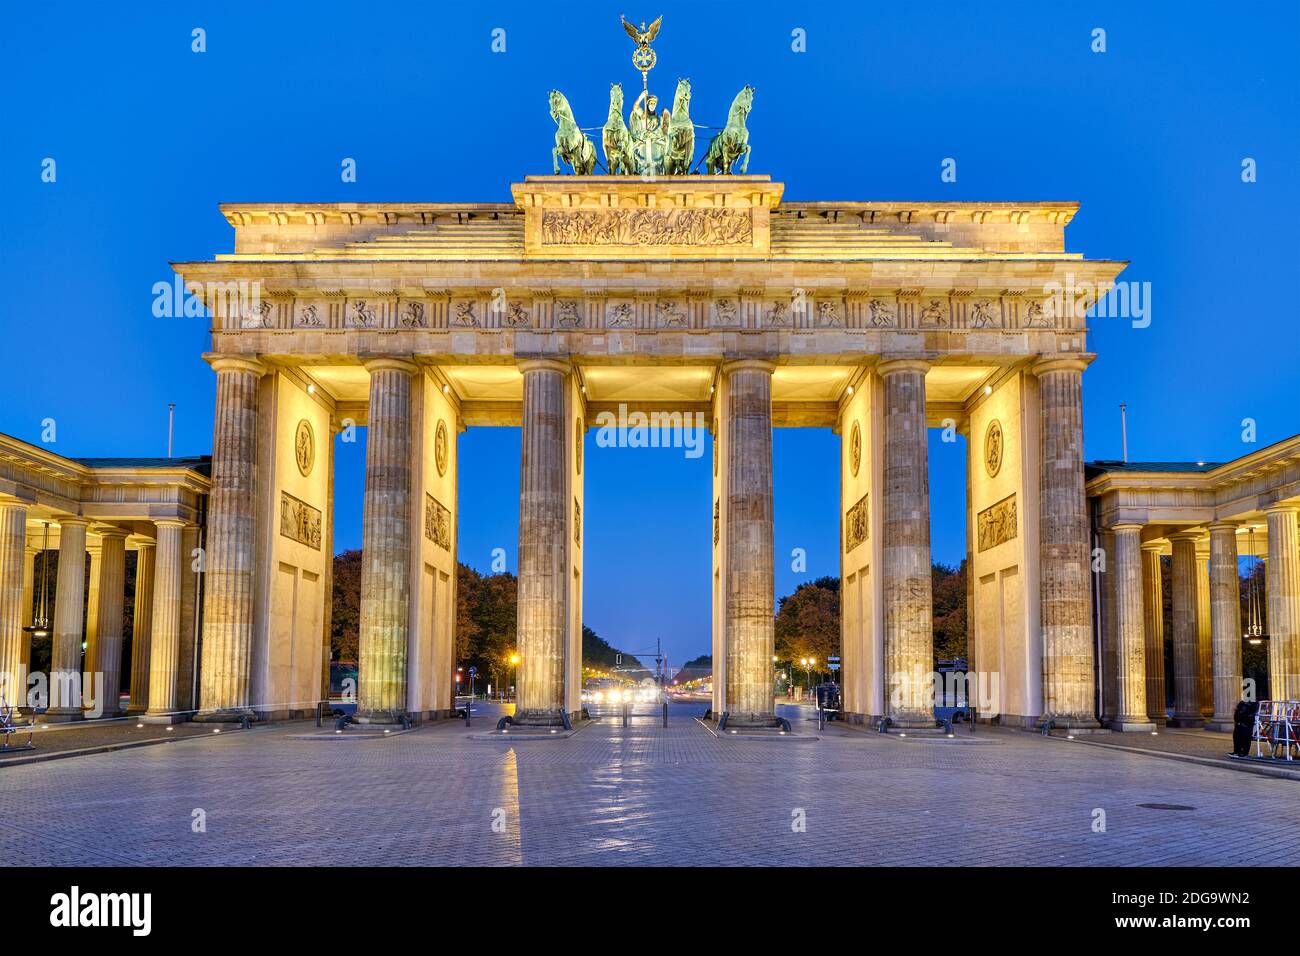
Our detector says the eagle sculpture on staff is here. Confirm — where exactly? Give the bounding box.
[621,13,663,46]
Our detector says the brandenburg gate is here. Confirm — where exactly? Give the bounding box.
[175,170,1123,730]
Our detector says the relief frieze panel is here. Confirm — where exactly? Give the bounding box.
[280,491,322,550]
[540,207,754,247]
[845,493,869,553]
[976,493,1017,553]
[424,493,452,551]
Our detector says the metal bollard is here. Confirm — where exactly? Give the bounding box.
[662,700,668,727]
[622,702,629,728]
[464,699,471,727]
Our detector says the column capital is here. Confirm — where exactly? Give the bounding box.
[1140,539,1166,553]
[720,358,775,376]
[1167,530,1203,544]
[134,538,157,552]
[1207,520,1240,534]
[153,518,189,530]
[362,356,418,375]
[1109,522,1145,533]
[876,357,930,377]
[516,357,572,376]
[56,515,91,529]
[1030,355,1091,377]
[206,355,266,376]
[97,526,130,541]
[1264,501,1300,517]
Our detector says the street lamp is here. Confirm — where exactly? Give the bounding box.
[510,653,520,701]
[801,657,815,696]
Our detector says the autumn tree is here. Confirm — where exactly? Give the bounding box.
[775,576,840,665]
[932,560,968,661]
[330,549,363,662]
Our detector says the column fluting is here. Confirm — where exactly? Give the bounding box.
[145,520,186,722]
[723,360,776,726]
[127,542,155,714]
[47,517,89,720]
[879,359,933,727]
[1195,539,1213,717]
[1141,543,1167,724]
[355,358,416,722]
[1207,522,1242,731]
[90,530,127,718]
[197,356,263,717]
[1034,358,1097,725]
[1111,525,1154,730]
[0,501,28,710]
[515,359,569,725]
[1265,504,1300,701]
[1169,532,1204,726]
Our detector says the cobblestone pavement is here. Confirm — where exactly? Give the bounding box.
[3,702,1297,866]
[1,716,231,760]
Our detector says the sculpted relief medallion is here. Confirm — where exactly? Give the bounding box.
[294,419,314,477]
[435,420,449,477]
[849,422,862,477]
[984,418,1004,478]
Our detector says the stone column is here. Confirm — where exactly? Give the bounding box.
[1265,504,1300,700]
[1169,532,1203,726]
[1141,543,1167,724]
[1111,525,1154,731]
[145,520,186,723]
[127,541,155,715]
[0,501,27,710]
[356,358,416,723]
[1206,522,1242,731]
[19,543,36,710]
[1098,528,1118,724]
[515,359,569,726]
[722,360,776,727]
[1033,358,1097,726]
[84,544,101,687]
[196,356,263,719]
[47,517,89,720]
[89,530,127,718]
[878,359,933,727]
[1195,538,1213,717]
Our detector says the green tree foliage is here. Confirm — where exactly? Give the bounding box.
[330,549,363,662]
[773,565,969,669]
[775,575,840,664]
[932,560,968,661]
[330,554,642,684]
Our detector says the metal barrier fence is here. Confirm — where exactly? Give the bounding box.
[1253,700,1300,760]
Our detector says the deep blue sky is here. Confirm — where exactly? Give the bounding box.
[3,1,1297,670]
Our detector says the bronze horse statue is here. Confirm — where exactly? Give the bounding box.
[549,89,596,175]
[703,85,754,175]
[664,78,694,176]
[602,84,636,175]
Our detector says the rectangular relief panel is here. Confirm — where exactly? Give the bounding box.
[845,493,869,553]
[279,491,322,550]
[976,493,1017,553]
[513,176,782,260]
[424,494,452,551]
